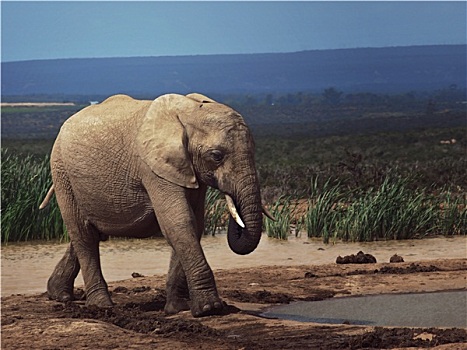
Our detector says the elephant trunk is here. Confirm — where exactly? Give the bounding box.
[226,175,263,255]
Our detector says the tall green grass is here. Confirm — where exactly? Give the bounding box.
[2,149,465,243]
[1,149,67,242]
[263,196,301,239]
[301,178,344,243]
[336,177,434,242]
[204,188,227,236]
[433,190,467,236]
[299,176,466,242]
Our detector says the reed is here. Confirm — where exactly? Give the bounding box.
[204,188,228,236]
[433,190,467,236]
[300,176,466,243]
[301,178,345,243]
[335,177,435,242]
[1,149,67,243]
[264,196,300,240]
[2,149,465,243]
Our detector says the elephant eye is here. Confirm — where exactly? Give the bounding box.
[209,150,224,163]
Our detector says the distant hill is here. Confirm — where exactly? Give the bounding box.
[1,45,465,98]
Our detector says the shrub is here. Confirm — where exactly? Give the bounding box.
[1,149,66,242]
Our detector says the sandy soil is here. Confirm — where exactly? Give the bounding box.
[2,258,466,349]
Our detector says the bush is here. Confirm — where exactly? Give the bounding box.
[1,149,66,242]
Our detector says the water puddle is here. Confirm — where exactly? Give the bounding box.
[262,290,467,328]
[1,234,466,297]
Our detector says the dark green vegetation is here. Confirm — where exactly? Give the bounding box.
[265,177,465,242]
[1,150,66,242]
[1,89,466,242]
[1,104,85,141]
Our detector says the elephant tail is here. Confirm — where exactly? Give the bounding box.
[39,184,55,209]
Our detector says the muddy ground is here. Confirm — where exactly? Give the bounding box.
[2,258,466,349]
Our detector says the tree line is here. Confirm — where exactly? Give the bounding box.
[222,85,466,112]
[2,85,465,110]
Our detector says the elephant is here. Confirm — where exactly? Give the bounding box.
[40,93,273,317]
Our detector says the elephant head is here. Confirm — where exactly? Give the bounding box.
[136,93,264,255]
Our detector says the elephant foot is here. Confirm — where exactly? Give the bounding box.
[48,289,75,302]
[47,278,75,302]
[85,286,114,308]
[189,291,224,317]
[164,297,190,315]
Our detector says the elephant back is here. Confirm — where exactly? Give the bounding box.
[64,95,150,127]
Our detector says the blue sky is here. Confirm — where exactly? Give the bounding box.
[1,1,466,62]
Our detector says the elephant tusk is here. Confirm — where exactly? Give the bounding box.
[262,205,276,221]
[225,195,245,229]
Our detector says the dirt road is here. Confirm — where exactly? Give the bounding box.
[2,259,466,349]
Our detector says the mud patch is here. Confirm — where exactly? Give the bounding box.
[54,301,220,338]
[52,299,467,349]
[389,254,405,263]
[223,289,294,304]
[336,251,377,264]
[376,263,440,274]
[227,324,467,349]
[349,327,467,349]
[2,259,466,349]
[337,262,442,277]
[112,285,156,295]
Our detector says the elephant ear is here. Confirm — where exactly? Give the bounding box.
[186,93,216,104]
[136,94,198,189]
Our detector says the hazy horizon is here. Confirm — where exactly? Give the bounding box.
[2,1,466,63]
[4,43,466,64]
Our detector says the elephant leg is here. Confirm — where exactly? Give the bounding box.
[52,168,113,307]
[164,187,206,314]
[164,250,190,314]
[47,242,80,302]
[148,180,222,317]
[64,219,113,307]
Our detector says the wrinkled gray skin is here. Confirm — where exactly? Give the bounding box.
[44,93,263,317]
